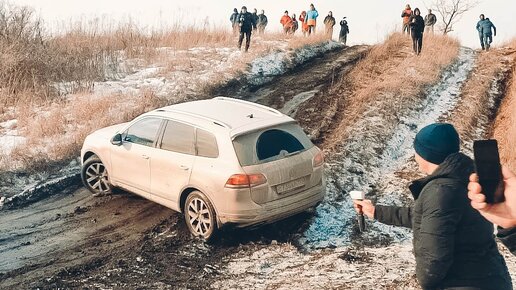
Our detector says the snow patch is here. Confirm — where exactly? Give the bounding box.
[300,47,477,249]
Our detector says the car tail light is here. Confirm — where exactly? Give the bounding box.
[313,151,324,168]
[225,174,267,188]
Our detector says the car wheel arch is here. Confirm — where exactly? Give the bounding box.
[83,151,98,163]
[179,187,221,227]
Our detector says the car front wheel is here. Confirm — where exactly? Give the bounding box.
[81,156,112,196]
[184,191,217,240]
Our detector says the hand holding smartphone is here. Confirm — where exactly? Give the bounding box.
[473,140,504,204]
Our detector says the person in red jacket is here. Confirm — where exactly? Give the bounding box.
[401,4,413,35]
[299,11,309,36]
[280,10,293,34]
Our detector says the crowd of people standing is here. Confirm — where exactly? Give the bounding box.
[230,3,350,52]
[401,3,497,55]
[231,3,496,55]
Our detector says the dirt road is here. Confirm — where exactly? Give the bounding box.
[1,44,515,289]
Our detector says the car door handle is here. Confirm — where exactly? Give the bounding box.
[180,165,189,171]
[142,155,150,159]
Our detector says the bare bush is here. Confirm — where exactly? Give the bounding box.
[0,1,119,105]
[430,0,478,34]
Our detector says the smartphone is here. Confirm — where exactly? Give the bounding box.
[473,140,504,204]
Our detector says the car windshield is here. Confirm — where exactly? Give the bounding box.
[232,122,314,166]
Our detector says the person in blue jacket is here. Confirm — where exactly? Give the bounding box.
[476,14,497,51]
[305,3,319,35]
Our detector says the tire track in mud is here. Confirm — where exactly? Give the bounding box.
[299,47,477,249]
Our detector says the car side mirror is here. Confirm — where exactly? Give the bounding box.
[111,133,122,146]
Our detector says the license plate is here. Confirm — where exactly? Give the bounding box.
[276,178,305,194]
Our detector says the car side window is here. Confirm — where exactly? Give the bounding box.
[160,120,195,155]
[123,118,162,147]
[196,129,219,158]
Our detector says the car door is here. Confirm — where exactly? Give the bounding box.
[110,117,163,197]
[150,120,196,205]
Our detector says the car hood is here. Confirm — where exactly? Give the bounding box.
[91,123,128,139]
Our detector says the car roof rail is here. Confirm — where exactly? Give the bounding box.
[213,96,283,116]
[156,108,232,129]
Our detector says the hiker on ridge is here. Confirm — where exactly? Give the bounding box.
[237,6,256,52]
[305,3,319,35]
[291,14,299,35]
[339,17,350,45]
[476,14,497,51]
[410,8,425,55]
[252,8,259,33]
[230,8,240,36]
[257,10,268,34]
[424,9,437,34]
[323,11,336,40]
[299,11,309,36]
[280,10,294,34]
[401,4,413,35]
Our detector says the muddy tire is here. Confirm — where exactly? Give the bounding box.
[184,191,218,240]
[81,155,112,196]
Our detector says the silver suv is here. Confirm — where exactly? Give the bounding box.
[81,97,325,239]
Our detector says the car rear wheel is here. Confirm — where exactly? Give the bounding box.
[184,191,217,240]
[81,156,112,196]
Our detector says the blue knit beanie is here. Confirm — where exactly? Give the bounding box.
[413,123,460,165]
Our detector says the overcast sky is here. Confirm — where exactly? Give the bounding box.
[13,0,516,48]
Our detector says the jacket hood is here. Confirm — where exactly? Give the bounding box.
[409,152,474,199]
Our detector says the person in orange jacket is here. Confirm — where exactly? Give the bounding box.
[299,11,309,36]
[280,10,293,34]
[401,4,413,35]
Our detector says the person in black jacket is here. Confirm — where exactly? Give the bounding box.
[409,8,425,55]
[252,8,259,33]
[353,123,512,290]
[230,8,240,36]
[469,166,516,256]
[237,6,256,52]
[339,17,349,45]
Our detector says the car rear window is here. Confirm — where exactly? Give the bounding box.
[232,122,314,166]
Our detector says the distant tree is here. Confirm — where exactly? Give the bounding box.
[431,0,479,34]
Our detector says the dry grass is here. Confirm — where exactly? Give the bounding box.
[3,90,166,171]
[326,33,460,149]
[493,41,516,171]
[447,43,516,157]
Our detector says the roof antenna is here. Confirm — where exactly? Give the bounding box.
[247,114,254,118]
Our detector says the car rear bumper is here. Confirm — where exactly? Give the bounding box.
[218,182,325,227]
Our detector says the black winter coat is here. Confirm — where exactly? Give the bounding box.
[498,227,516,255]
[239,12,256,33]
[409,15,425,35]
[375,153,512,290]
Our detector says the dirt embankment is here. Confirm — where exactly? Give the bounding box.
[491,45,516,170]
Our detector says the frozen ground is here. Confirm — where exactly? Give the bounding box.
[0,119,25,155]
